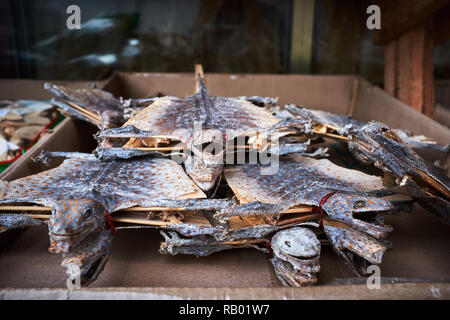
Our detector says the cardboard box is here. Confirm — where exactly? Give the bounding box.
[0,73,449,299]
[0,79,104,180]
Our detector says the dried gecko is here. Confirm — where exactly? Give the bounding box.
[44,83,156,129]
[276,105,449,223]
[218,154,395,274]
[0,151,226,285]
[96,75,312,192]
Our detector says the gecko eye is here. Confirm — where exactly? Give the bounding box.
[84,209,92,219]
[353,200,366,209]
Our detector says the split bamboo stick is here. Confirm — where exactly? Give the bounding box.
[0,204,314,214]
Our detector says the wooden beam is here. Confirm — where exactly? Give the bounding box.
[290,0,315,73]
[374,0,448,45]
[383,18,435,116]
[384,41,397,97]
[396,30,413,108]
[423,19,435,117]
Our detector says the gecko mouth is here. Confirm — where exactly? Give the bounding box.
[352,211,392,231]
[286,253,319,260]
[81,256,108,285]
[352,211,379,223]
[341,249,372,276]
[83,258,102,282]
[50,230,84,240]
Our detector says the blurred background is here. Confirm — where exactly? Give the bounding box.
[0,0,449,118]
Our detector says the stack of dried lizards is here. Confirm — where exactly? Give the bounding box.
[0,66,448,287]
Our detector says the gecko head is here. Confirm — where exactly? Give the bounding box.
[184,128,225,192]
[48,199,107,253]
[189,128,225,165]
[271,227,320,260]
[322,193,393,239]
[62,230,113,287]
[270,227,320,287]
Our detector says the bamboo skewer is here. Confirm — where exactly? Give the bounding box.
[195,64,204,93]
[0,204,318,230]
[10,213,172,227]
[117,128,347,153]
[0,205,185,212]
[276,213,320,226]
[65,101,101,124]
[16,210,320,228]
[23,214,51,219]
[131,145,254,152]
[0,204,314,214]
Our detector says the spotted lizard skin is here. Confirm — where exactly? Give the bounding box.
[0,154,208,253]
[95,80,312,191]
[44,82,156,129]
[98,79,280,144]
[324,224,390,276]
[0,213,43,230]
[348,121,450,223]
[221,154,393,273]
[285,104,364,136]
[221,155,394,238]
[222,154,392,219]
[286,104,450,152]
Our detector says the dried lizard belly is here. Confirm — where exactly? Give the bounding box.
[103,157,206,211]
[97,87,282,192]
[45,83,121,114]
[222,154,386,216]
[0,155,207,254]
[45,83,124,128]
[0,156,206,209]
[0,158,102,207]
[222,155,394,242]
[122,91,280,144]
[44,83,156,129]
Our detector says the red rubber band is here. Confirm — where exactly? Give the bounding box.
[313,192,336,229]
[105,211,115,235]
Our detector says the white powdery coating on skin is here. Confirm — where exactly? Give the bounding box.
[272,227,320,258]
